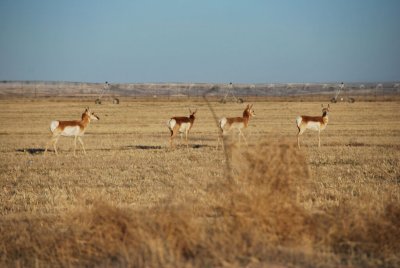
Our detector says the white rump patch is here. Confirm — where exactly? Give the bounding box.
[219,117,227,129]
[296,116,302,127]
[167,119,176,130]
[50,121,59,133]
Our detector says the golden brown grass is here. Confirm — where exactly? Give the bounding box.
[0,99,399,267]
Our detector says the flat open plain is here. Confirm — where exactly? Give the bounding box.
[0,98,399,267]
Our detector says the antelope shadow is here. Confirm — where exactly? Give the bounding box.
[124,144,208,150]
[16,148,46,155]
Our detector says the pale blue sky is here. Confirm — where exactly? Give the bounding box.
[0,0,399,83]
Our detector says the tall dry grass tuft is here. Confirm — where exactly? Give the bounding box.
[197,139,322,266]
[227,139,312,246]
[213,138,400,266]
[327,198,400,265]
[59,201,204,267]
[0,201,206,267]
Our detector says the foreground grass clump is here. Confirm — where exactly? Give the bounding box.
[1,139,399,267]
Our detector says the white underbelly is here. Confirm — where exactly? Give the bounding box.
[179,123,191,133]
[61,126,81,136]
[306,121,321,131]
[222,122,245,135]
[231,122,245,129]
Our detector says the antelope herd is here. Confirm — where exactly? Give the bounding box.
[44,103,331,155]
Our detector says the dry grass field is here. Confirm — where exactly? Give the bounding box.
[0,98,399,267]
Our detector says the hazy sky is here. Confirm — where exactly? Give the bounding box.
[1,0,399,83]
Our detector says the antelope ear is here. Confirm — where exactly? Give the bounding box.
[321,104,324,108]
[250,104,253,108]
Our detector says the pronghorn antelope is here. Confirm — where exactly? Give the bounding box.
[296,104,330,148]
[44,107,100,156]
[167,109,197,148]
[217,104,255,148]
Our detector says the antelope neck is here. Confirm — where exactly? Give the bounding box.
[81,114,91,127]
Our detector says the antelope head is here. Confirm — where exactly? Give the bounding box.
[321,104,330,116]
[244,104,255,117]
[84,107,100,121]
[189,108,197,119]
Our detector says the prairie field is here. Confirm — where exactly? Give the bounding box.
[0,98,399,267]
